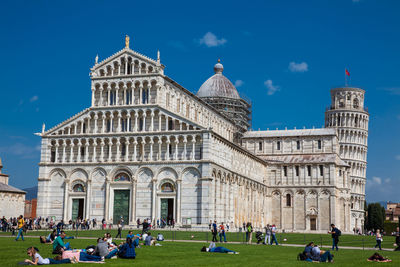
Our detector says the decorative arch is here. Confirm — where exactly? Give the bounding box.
[49,168,67,179]
[70,168,89,181]
[110,166,133,180]
[71,179,86,192]
[136,167,154,183]
[156,167,178,181]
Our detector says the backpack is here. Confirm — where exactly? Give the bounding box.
[297,252,307,261]
[336,229,341,236]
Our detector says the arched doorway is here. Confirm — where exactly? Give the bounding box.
[158,181,176,226]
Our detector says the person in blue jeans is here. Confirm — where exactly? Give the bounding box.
[117,237,136,259]
[201,243,239,254]
[79,250,103,262]
[219,222,227,243]
[328,224,341,251]
[25,247,77,264]
[270,224,279,245]
[15,215,25,241]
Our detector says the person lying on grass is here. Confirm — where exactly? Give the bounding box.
[367,253,392,262]
[200,242,239,254]
[52,232,71,255]
[310,245,334,263]
[24,247,77,265]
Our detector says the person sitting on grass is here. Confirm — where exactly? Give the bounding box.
[157,233,164,241]
[78,248,103,262]
[117,237,136,259]
[200,242,239,254]
[144,232,156,246]
[303,242,314,261]
[52,231,71,255]
[95,237,119,259]
[310,245,334,263]
[25,247,77,265]
[394,227,400,251]
[126,231,135,241]
[367,253,392,262]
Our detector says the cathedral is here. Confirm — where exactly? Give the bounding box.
[36,37,368,233]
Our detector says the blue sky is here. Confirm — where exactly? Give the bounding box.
[0,0,399,202]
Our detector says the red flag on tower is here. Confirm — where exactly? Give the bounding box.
[345,69,350,76]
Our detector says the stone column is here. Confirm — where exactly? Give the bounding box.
[151,179,157,221]
[77,140,82,162]
[102,115,106,133]
[108,140,112,162]
[142,113,147,132]
[70,143,74,163]
[130,180,136,224]
[158,113,162,131]
[94,115,98,133]
[86,179,91,218]
[117,113,121,132]
[183,137,187,160]
[104,177,110,222]
[174,137,179,160]
[139,86,143,104]
[84,142,89,162]
[62,143,66,163]
[116,139,121,162]
[116,87,119,105]
[63,179,70,221]
[123,86,127,105]
[54,143,59,163]
[107,87,111,106]
[149,139,154,161]
[92,141,97,162]
[166,137,170,161]
[191,136,196,160]
[100,140,105,162]
[127,114,131,132]
[99,88,103,106]
[158,138,162,160]
[134,113,138,132]
[176,179,182,224]
[125,140,130,162]
[150,111,154,131]
[109,114,114,132]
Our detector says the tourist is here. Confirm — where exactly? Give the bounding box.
[270,224,278,245]
[52,231,71,254]
[264,224,271,245]
[219,222,227,243]
[311,245,334,262]
[15,215,25,241]
[102,218,106,230]
[78,248,103,262]
[246,222,253,244]
[136,218,141,229]
[200,242,239,254]
[374,229,383,250]
[118,237,136,259]
[95,237,119,259]
[212,220,218,242]
[157,233,164,241]
[126,231,134,240]
[115,221,122,239]
[303,242,314,261]
[328,224,341,251]
[367,253,392,262]
[144,232,156,246]
[209,220,212,230]
[142,219,149,234]
[25,247,76,265]
[394,227,400,251]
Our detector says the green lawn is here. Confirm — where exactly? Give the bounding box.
[0,237,399,266]
[2,229,398,249]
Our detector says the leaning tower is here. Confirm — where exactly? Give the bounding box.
[325,87,369,233]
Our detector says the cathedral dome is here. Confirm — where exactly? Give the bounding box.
[197,60,240,99]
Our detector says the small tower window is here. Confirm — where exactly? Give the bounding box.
[295,166,299,176]
[283,166,287,176]
[296,140,300,150]
[277,141,281,150]
[259,141,263,151]
[73,184,85,192]
[318,140,322,149]
[319,165,324,176]
[307,165,311,176]
[286,194,291,207]
[50,151,56,163]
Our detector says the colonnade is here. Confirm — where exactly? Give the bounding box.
[326,112,368,130]
[49,134,202,164]
[340,145,367,161]
[98,56,155,77]
[338,129,368,145]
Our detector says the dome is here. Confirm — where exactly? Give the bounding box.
[197,60,240,99]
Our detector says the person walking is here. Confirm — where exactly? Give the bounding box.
[270,224,279,245]
[219,222,227,243]
[247,223,253,244]
[116,221,122,239]
[15,215,25,241]
[212,220,218,242]
[264,224,271,245]
[374,229,383,250]
[328,223,341,251]
[394,227,400,251]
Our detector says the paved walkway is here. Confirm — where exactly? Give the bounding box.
[0,235,394,251]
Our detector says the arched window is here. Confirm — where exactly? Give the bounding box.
[114,172,130,182]
[161,182,174,193]
[286,194,291,207]
[353,98,359,108]
[73,184,85,192]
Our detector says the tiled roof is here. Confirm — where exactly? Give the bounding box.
[0,182,26,194]
[243,128,336,138]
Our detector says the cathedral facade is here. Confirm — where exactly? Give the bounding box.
[36,38,368,233]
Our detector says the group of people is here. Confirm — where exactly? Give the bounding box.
[24,228,166,264]
[210,221,228,243]
[299,242,334,263]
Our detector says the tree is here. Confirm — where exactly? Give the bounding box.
[366,202,386,231]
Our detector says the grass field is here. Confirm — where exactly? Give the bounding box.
[0,237,399,266]
[1,229,399,249]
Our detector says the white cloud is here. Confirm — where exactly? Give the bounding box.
[288,62,309,73]
[30,95,38,102]
[384,178,391,184]
[235,80,244,87]
[264,79,280,95]
[372,176,382,185]
[199,32,227,47]
[396,155,400,160]
[381,87,400,95]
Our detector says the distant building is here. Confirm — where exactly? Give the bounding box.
[0,158,26,218]
[386,202,400,222]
